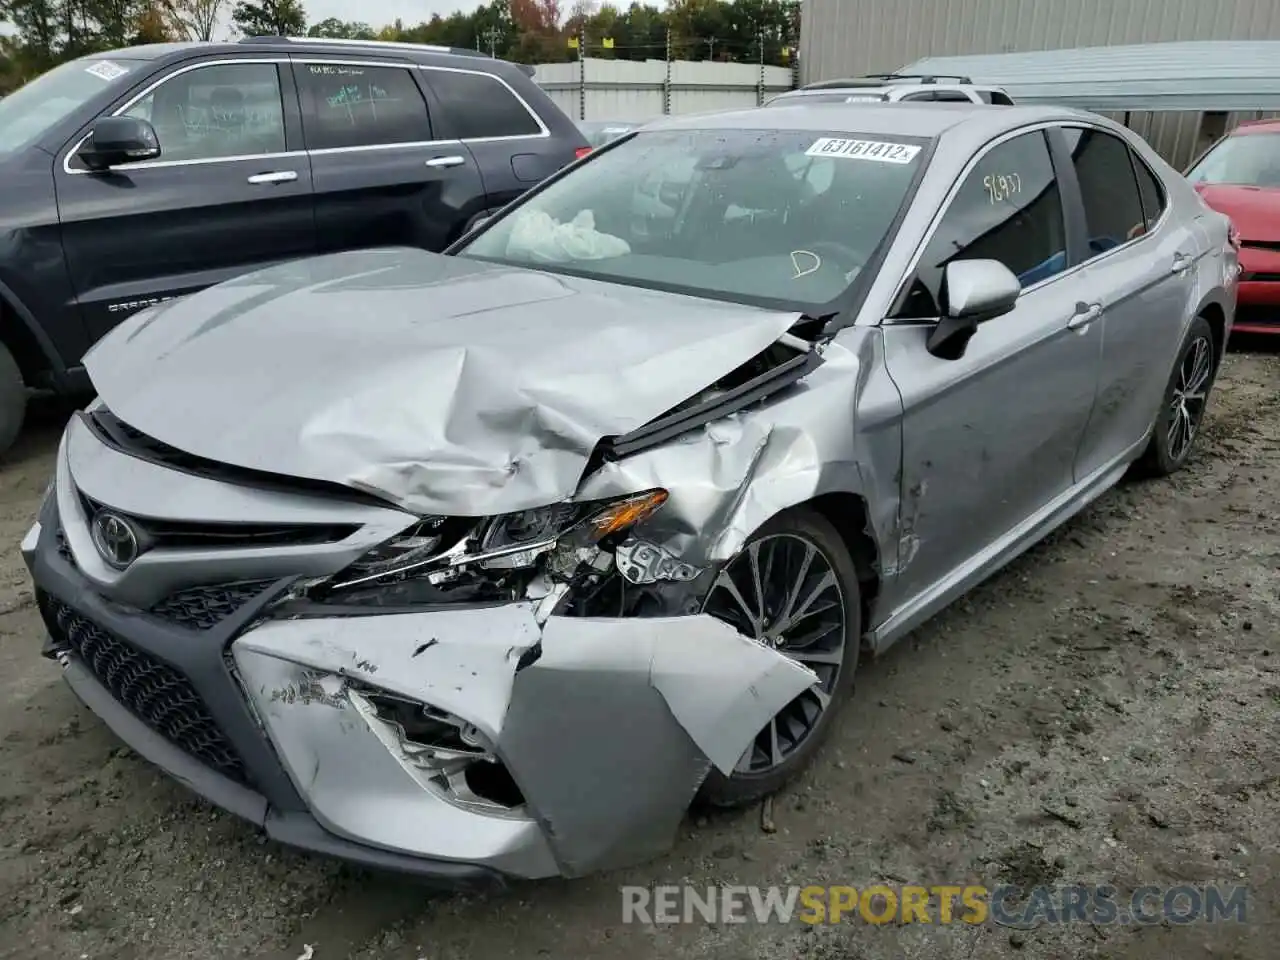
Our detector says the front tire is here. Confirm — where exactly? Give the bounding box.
[1134,315,1217,477]
[0,340,27,459]
[696,507,861,808]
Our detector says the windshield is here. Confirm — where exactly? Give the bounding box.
[0,57,142,156]
[457,128,928,309]
[1186,131,1280,188]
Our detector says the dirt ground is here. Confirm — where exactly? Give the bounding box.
[0,345,1277,960]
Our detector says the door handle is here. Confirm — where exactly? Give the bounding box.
[426,155,466,169]
[1067,303,1102,331]
[1171,252,1193,275]
[246,171,298,185]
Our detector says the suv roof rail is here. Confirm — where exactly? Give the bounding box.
[862,72,974,84]
[801,77,891,90]
[237,35,492,57]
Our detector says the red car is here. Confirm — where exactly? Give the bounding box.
[1186,119,1280,333]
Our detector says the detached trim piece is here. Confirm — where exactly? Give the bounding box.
[601,349,824,460]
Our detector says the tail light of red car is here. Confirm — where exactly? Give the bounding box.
[575,146,592,159]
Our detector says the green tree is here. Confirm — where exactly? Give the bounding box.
[231,0,306,37]
[308,16,374,39]
[163,0,227,41]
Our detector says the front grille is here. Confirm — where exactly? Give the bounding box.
[45,598,249,785]
[55,528,76,568]
[150,581,275,630]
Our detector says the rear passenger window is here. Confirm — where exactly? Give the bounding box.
[424,70,541,140]
[1062,127,1149,252]
[299,63,432,150]
[895,130,1066,318]
[1132,153,1167,233]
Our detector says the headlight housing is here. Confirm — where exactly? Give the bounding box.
[317,489,669,596]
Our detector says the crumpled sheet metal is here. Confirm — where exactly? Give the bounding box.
[233,638,561,879]
[83,248,803,517]
[575,336,899,570]
[231,606,814,879]
[500,615,816,877]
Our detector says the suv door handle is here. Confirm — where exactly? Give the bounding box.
[1171,252,1193,275]
[246,171,297,185]
[426,155,466,169]
[1067,302,1102,331]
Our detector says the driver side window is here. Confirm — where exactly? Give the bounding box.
[124,62,286,164]
[894,130,1066,319]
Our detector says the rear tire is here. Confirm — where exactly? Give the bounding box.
[0,340,27,459]
[696,507,861,808]
[1134,315,1217,478]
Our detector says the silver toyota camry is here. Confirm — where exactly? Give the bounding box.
[24,102,1238,886]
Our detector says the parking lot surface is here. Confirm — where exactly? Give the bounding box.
[1,348,1277,960]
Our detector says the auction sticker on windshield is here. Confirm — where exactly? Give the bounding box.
[805,138,921,164]
[84,60,129,82]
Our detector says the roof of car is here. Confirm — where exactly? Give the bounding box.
[640,101,1083,139]
[79,38,525,72]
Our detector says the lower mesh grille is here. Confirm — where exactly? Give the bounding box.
[45,598,249,785]
[150,581,275,630]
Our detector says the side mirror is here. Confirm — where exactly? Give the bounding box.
[79,116,161,171]
[926,259,1021,359]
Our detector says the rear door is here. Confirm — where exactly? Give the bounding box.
[418,66,565,213]
[292,55,486,254]
[1054,124,1199,479]
[55,57,316,342]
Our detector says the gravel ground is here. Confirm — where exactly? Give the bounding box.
[0,346,1277,960]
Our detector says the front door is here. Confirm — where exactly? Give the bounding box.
[1054,125,1202,480]
[293,57,487,254]
[881,128,1103,608]
[54,58,316,344]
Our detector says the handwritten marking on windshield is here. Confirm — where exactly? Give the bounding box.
[791,250,821,279]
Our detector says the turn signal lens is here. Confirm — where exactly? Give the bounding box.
[586,489,668,540]
[575,146,592,159]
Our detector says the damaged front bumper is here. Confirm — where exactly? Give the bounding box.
[26,495,814,883]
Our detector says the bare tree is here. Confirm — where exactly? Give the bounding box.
[164,0,225,41]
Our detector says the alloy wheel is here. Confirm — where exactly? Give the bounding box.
[702,533,847,775]
[1167,334,1213,463]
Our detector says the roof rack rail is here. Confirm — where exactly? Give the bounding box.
[237,36,495,58]
[801,77,893,90]
[862,72,974,84]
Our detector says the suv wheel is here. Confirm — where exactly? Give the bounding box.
[0,340,27,458]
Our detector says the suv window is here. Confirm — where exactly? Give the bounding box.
[1061,127,1149,252]
[903,90,974,103]
[124,62,286,163]
[895,130,1066,318]
[424,70,541,139]
[298,63,432,150]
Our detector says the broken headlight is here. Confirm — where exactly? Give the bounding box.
[318,489,669,596]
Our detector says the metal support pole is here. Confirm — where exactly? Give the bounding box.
[757,28,765,105]
[664,28,672,115]
[578,24,586,121]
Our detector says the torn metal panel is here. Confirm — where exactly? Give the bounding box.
[83,248,803,517]
[233,644,560,878]
[574,332,903,577]
[231,607,813,879]
[498,614,814,877]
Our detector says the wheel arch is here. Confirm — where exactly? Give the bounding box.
[0,280,66,389]
[796,491,882,652]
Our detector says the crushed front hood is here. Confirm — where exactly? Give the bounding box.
[85,248,801,516]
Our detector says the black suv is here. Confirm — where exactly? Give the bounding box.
[0,37,588,454]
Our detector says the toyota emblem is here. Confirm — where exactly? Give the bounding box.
[90,511,140,569]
